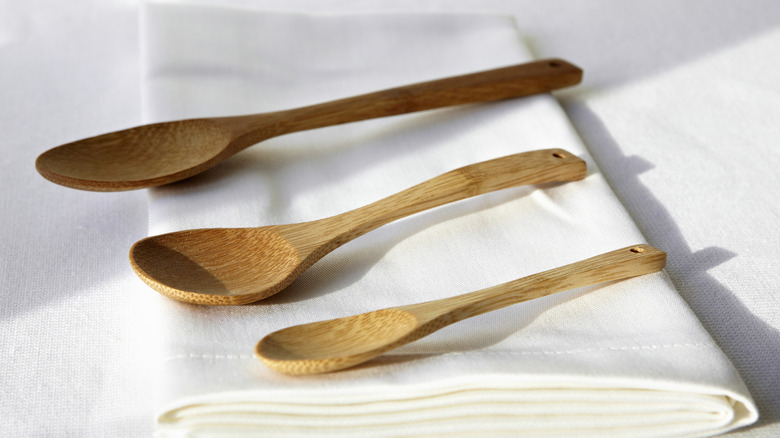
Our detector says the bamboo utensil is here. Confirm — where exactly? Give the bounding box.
[256,245,667,375]
[36,59,581,191]
[130,149,586,305]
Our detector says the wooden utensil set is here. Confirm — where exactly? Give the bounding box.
[36,59,666,374]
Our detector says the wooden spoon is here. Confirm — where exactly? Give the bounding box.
[36,59,581,191]
[256,245,667,375]
[129,149,586,305]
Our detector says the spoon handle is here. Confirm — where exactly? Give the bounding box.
[251,59,581,137]
[305,149,585,251]
[404,245,667,327]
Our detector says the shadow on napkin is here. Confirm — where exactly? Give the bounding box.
[150,102,511,225]
[257,183,544,305]
[569,103,780,428]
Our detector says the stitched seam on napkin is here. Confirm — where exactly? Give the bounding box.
[162,343,719,363]
[164,353,256,362]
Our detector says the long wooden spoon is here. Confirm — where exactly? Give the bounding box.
[256,245,666,375]
[36,59,581,191]
[129,149,586,305]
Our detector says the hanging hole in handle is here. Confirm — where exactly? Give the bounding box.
[630,247,645,254]
[552,152,566,159]
[549,61,561,68]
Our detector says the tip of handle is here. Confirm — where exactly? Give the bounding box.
[540,58,583,85]
[626,244,667,274]
[547,148,588,181]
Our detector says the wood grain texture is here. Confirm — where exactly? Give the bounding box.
[129,149,586,305]
[36,59,582,191]
[256,245,667,375]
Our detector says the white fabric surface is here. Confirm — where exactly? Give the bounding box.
[4,1,779,437]
[139,3,756,436]
[0,1,153,436]
[564,26,780,438]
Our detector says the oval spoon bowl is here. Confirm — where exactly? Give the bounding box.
[257,309,420,374]
[130,227,304,305]
[36,119,234,191]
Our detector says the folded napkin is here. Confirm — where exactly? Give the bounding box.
[140,2,757,436]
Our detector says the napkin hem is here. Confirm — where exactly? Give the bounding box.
[144,0,517,20]
[160,342,722,365]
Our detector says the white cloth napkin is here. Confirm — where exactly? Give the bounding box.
[140,2,757,436]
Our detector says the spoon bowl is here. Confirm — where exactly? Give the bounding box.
[36,119,234,191]
[36,59,582,191]
[129,149,587,305]
[130,227,303,305]
[256,245,667,375]
[257,309,420,373]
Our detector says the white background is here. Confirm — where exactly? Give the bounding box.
[1,0,778,436]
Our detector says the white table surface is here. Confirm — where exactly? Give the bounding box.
[1,0,778,436]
